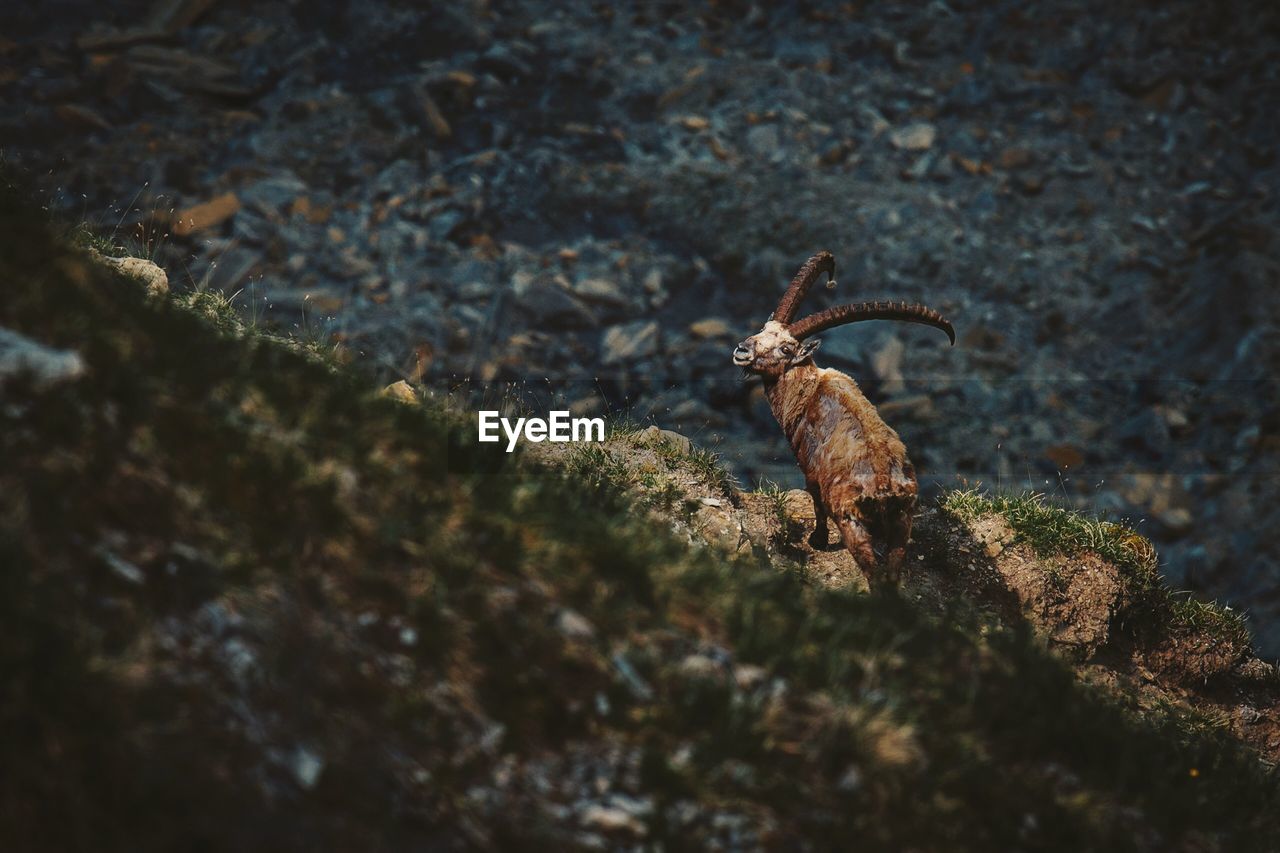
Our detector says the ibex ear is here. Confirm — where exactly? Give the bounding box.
[793,338,820,364]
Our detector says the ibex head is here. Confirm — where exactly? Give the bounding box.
[733,251,955,377]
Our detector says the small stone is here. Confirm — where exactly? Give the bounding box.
[679,653,720,678]
[556,608,597,640]
[55,103,112,131]
[381,380,417,403]
[1044,444,1085,470]
[1016,172,1046,195]
[693,504,744,554]
[641,269,664,294]
[517,282,595,329]
[0,327,85,388]
[173,192,241,236]
[745,123,781,159]
[580,804,646,836]
[838,765,863,792]
[819,139,851,165]
[688,317,732,339]
[574,277,629,309]
[1158,507,1194,535]
[291,747,325,790]
[997,147,1034,170]
[889,122,936,151]
[877,395,935,420]
[637,425,692,455]
[733,664,767,690]
[99,549,145,585]
[872,336,905,394]
[100,255,169,295]
[600,320,659,365]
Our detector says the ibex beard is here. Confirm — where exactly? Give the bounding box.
[734,252,955,590]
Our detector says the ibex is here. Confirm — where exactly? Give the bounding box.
[733,252,955,588]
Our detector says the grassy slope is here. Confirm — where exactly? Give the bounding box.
[2,181,1279,851]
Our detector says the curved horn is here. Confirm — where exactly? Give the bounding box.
[772,251,836,324]
[789,300,956,345]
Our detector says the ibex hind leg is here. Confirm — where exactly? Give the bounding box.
[835,515,880,587]
[882,509,913,587]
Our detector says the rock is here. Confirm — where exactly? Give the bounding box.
[970,515,1015,558]
[636,425,692,455]
[174,192,241,236]
[668,398,724,427]
[580,804,646,836]
[1044,444,1085,470]
[1015,172,1046,195]
[556,608,597,641]
[997,147,1034,170]
[688,317,732,339]
[201,247,263,293]
[239,173,307,220]
[888,122,936,151]
[291,747,325,790]
[679,653,720,678]
[98,548,145,585]
[0,327,85,388]
[411,81,452,139]
[381,380,417,403]
[517,281,596,329]
[693,504,745,554]
[837,765,863,792]
[601,320,659,365]
[98,254,169,296]
[871,335,905,394]
[55,104,112,131]
[733,664,767,690]
[1158,507,1194,535]
[641,268,664,295]
[745,124,781,159]
[903,151,935,180]
[819,138,851,165]
[428,209,465,242]
[573,277,630,310]
[878,395,935,420]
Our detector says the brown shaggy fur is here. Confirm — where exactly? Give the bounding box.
[765,360,916,587]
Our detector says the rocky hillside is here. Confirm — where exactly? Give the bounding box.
[3,0,1278,654]
[4,181,1280,851]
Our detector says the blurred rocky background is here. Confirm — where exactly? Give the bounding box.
[2,0,1278,650]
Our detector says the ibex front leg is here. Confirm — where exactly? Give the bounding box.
[806,480,830,549]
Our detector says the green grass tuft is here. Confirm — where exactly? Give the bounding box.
[173,289,244,335]
[1169,595,1251,650]
[942,488,1251,650]
[942,489,1159,591]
